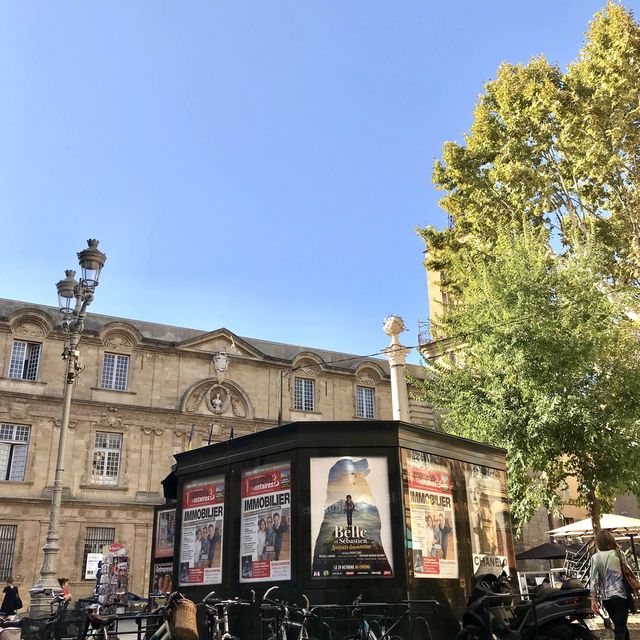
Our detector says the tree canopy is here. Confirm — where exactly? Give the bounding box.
[418,229,640,530]
[418,2,640,531]
[421,2,640,292]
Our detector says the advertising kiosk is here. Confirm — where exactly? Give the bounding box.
[164,420,515,639]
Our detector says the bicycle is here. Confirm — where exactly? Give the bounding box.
[344,595,408,640]
[84,602,119,640]
[198,590,254,640]
[402,599,439,640]
[261,586,317,640]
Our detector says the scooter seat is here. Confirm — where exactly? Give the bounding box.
[535,587,588,604]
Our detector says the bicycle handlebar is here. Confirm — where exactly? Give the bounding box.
[202,589,255,607]
[261,587,312,618]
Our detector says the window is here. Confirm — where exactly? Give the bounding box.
[293,378,315,412]
[82,526,115,579]
[91,432,122,485]
[101,353,129,391]
[0,525,17,578]
[356,386,375,419]
[0,423,30,481]
[8,340,41,380]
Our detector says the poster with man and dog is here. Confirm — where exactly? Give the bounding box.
[310,456,394,578]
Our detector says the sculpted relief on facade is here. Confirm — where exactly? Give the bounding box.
[183,379,252,419]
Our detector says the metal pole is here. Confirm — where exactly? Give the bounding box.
[29,332,80,613]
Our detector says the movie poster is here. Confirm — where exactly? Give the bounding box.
[311,456,394,578]
[464,464,514,576]
[155,509,176,558]
[239,461,291,582]
[179,476,225,586]
[152,563,174,593]
[403,449,458,579]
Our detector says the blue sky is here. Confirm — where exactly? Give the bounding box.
[1,1,636,364]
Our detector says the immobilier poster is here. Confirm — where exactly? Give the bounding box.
[179,476,225,586]
[403,449,458,579]
[239,461,291,582]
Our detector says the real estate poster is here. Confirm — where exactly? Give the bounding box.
[464,463,514,576]
[152,562,174,593]
[179,476,224,586]
[311,456,393,578]
[239,461,291,582]
[403,449,458,579]
[155,508,176,558]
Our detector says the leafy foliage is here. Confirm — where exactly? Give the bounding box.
[421,2,640,291]
[418,229,640,531]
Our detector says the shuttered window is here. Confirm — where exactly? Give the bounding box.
[0,525,17,578]
[82,527,115,579]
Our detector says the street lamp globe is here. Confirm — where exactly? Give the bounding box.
[55,270,78,315]
[77,238,107,289]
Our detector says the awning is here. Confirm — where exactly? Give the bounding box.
[548,514,640,538]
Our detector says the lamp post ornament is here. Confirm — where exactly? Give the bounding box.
[30,239,106,614]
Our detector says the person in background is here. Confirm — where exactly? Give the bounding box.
[208,526,221,568]
[94,561,103,596]
[591,529,632,640]
[200,527,210,568]
[58,578,72,601]
[265,516,275,561]
[344,495,355,526]
[0,577,19,615]
[194,529,202,568]
[272,512,289,561]
[257,518,267,561]
[437,513,453,559]
[424,514,437,557]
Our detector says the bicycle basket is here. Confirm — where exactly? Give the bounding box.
[169,599,198,640]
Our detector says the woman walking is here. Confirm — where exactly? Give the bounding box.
[0,577,20,616]
[590,529,633,640]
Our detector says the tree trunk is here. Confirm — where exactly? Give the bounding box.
[587,488,601,540]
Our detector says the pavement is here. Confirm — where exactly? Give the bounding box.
[590,613,640,638]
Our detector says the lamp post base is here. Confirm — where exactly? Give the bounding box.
[28,585,62,618]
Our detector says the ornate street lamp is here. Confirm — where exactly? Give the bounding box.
[30,239,106,615]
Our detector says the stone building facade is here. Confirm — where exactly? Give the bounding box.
[0,298,432,604]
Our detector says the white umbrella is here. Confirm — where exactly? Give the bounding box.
[548,514,640,571]
[548,514,640,537]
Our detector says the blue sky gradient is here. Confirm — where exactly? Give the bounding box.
[1,1,636,363]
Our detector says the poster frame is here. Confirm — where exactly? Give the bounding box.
[155,508,176,559]
[178,474,226,587]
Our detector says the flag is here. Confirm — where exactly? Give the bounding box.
[207,423,214,446]
[187,422,195,451]
[229,427,234,440]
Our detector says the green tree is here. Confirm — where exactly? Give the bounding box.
[421,2,640,292]
[419,228,640,532]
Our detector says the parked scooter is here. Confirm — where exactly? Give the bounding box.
[457,572,596,640]
[0,616,21,640]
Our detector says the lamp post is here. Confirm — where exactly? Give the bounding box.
[30,239,106,615]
